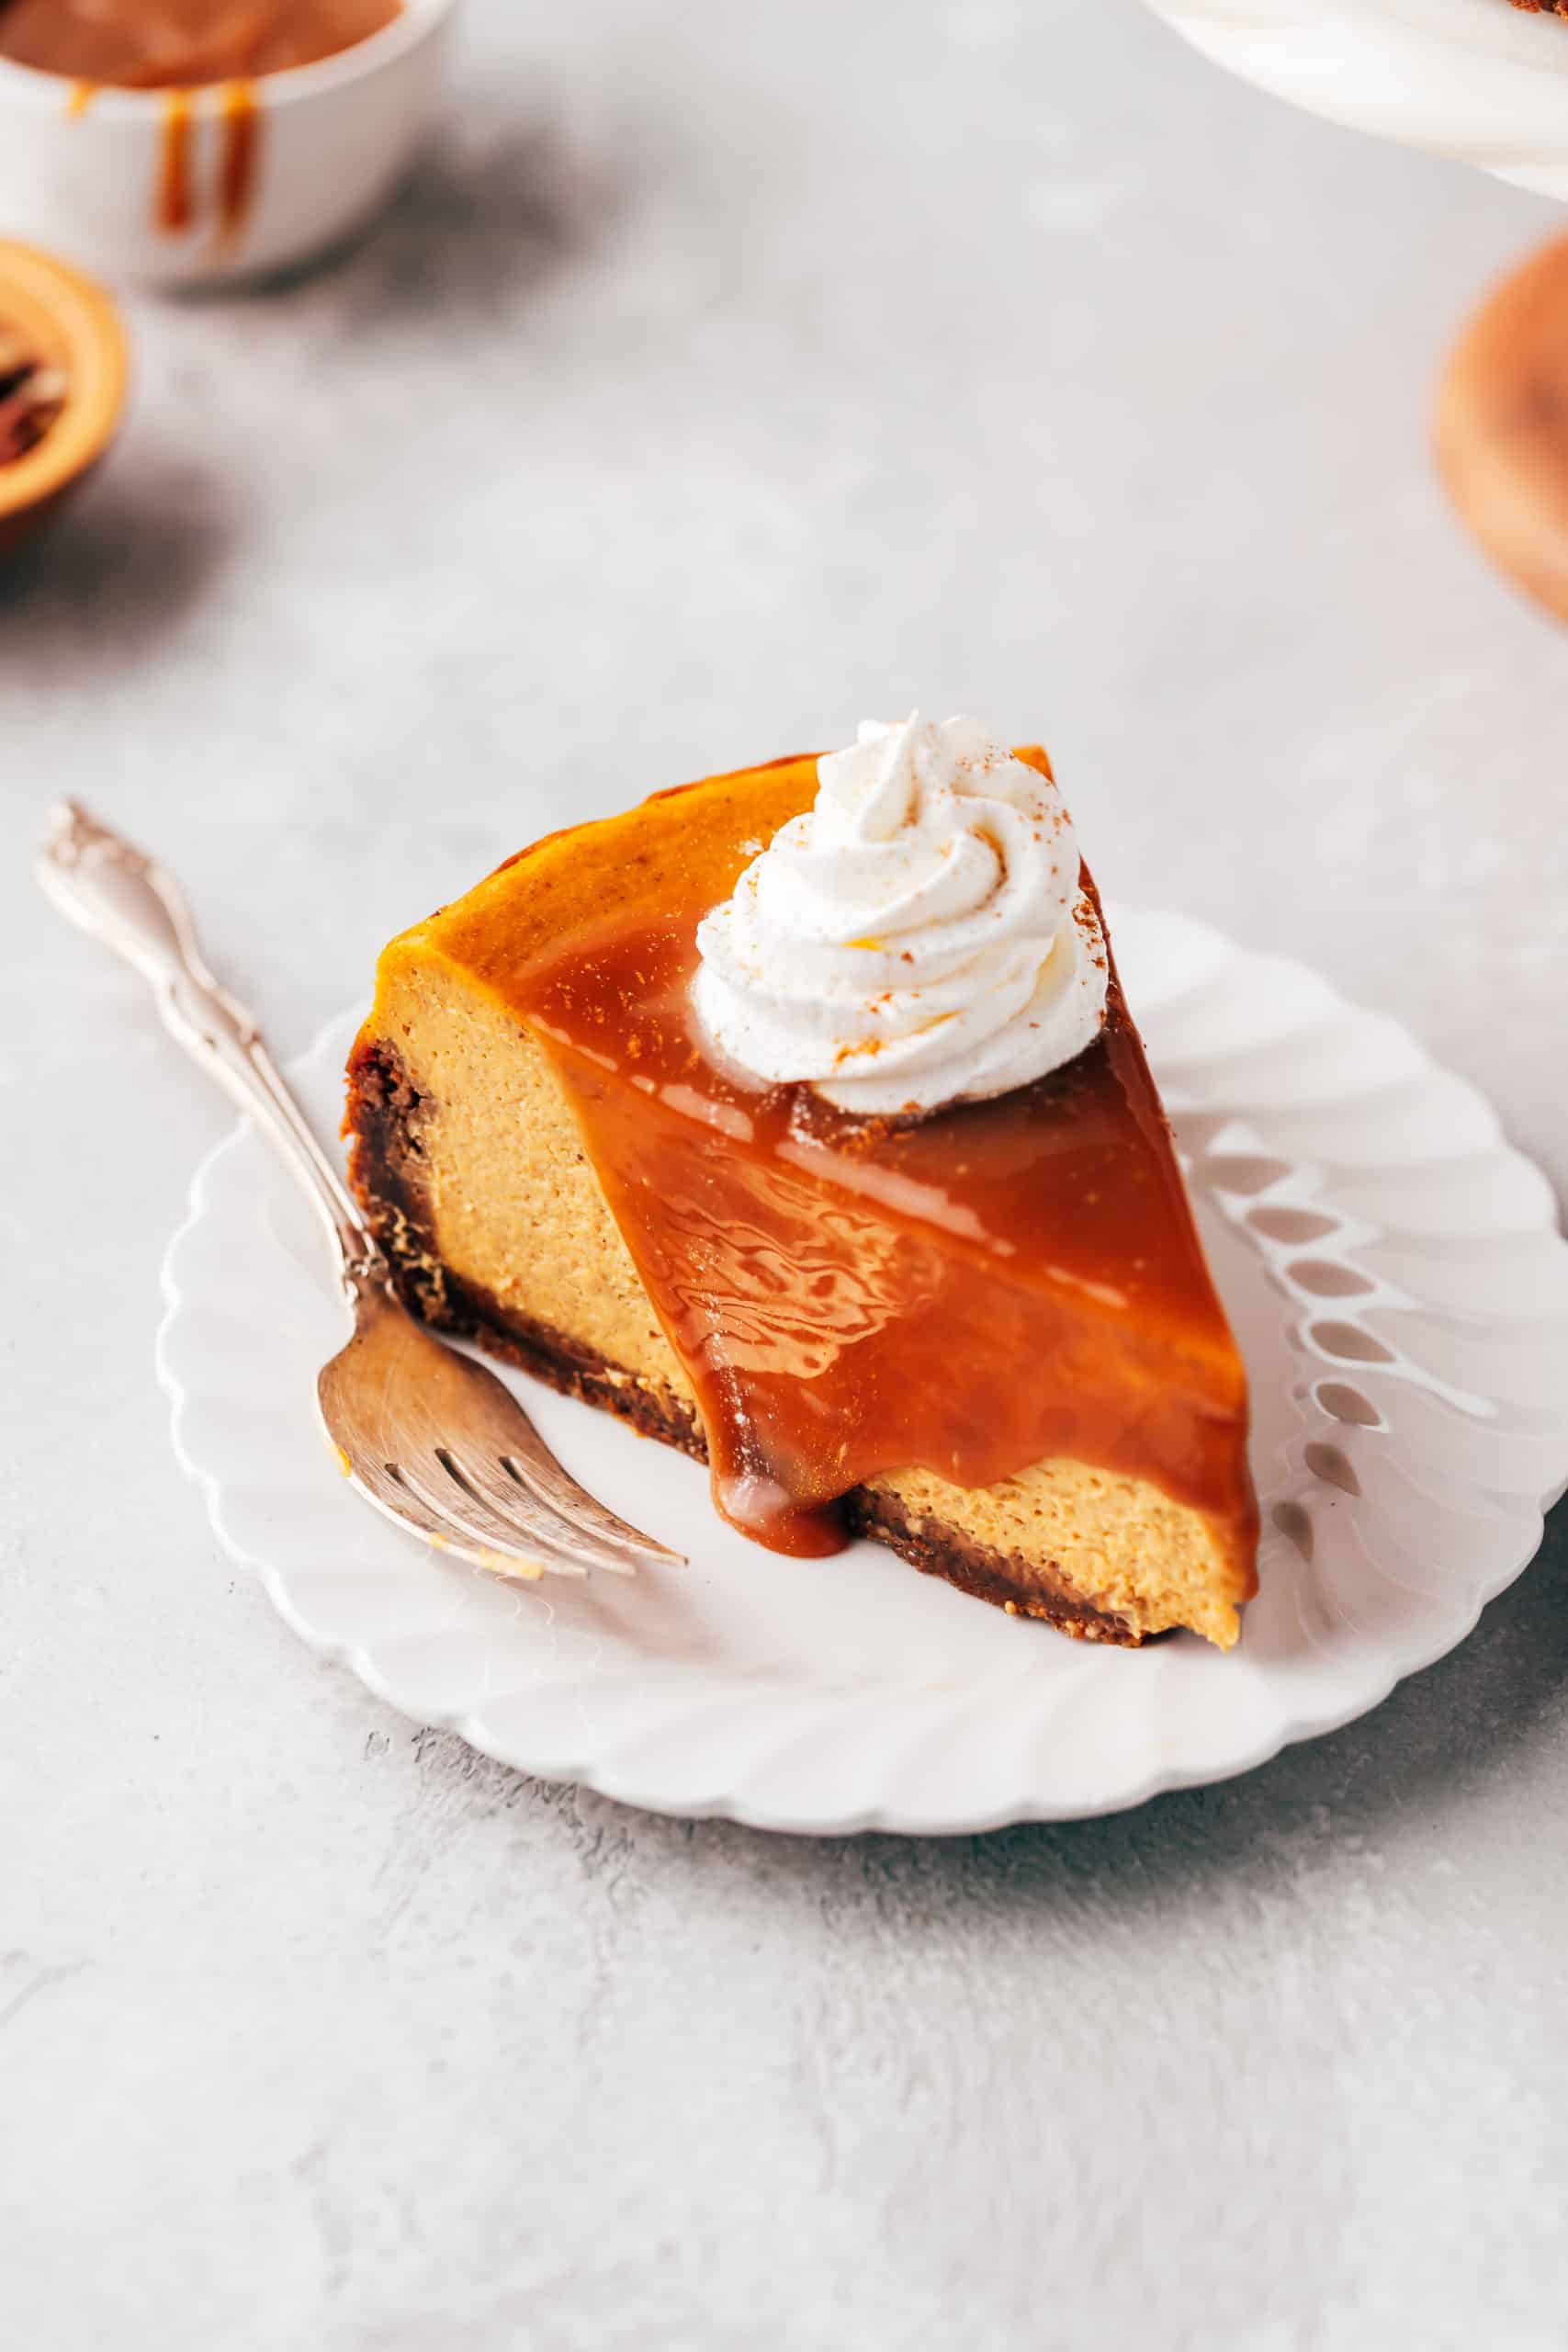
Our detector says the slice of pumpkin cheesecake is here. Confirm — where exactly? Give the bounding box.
[345,718,1258,1646]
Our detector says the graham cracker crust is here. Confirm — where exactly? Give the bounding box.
[344,1036,1154,1646]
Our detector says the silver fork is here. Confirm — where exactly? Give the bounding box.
[38,801,683,1584]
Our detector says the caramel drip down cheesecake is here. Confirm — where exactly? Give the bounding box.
[346,719,1259,1647]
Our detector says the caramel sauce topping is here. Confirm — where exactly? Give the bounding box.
[457,756,1257,1567]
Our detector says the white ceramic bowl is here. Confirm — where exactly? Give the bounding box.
[0,0,460,289]
[1143,0,1568,204]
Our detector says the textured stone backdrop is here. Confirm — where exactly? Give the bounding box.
[4,2,1567,2344]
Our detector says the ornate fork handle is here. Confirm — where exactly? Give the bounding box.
[38,801,383,1295]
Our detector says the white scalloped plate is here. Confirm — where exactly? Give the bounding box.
[156,909,1568,1833]
[1144,0,1568,202]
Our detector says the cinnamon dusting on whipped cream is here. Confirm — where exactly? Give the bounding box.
[690,714,1108,1118]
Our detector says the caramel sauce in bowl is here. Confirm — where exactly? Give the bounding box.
[0,0,458,288]
[0,3,405,87]
[0,240,128,558]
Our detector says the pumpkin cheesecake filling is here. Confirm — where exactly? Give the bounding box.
[346,737,1258,1648]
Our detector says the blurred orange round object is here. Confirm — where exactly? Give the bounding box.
[1436,232,1568,625]
[0,239,128,559]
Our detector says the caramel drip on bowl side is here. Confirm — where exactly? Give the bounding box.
[218,80,263,243]
[156,88,194,234]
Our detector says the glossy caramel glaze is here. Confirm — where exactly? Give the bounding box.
[0,0,401,86]
[425,752,1258,1575]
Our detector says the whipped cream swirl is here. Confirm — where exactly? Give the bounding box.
[690,714,1108,1116]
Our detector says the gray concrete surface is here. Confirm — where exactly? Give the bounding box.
[5,2,1568,2344]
